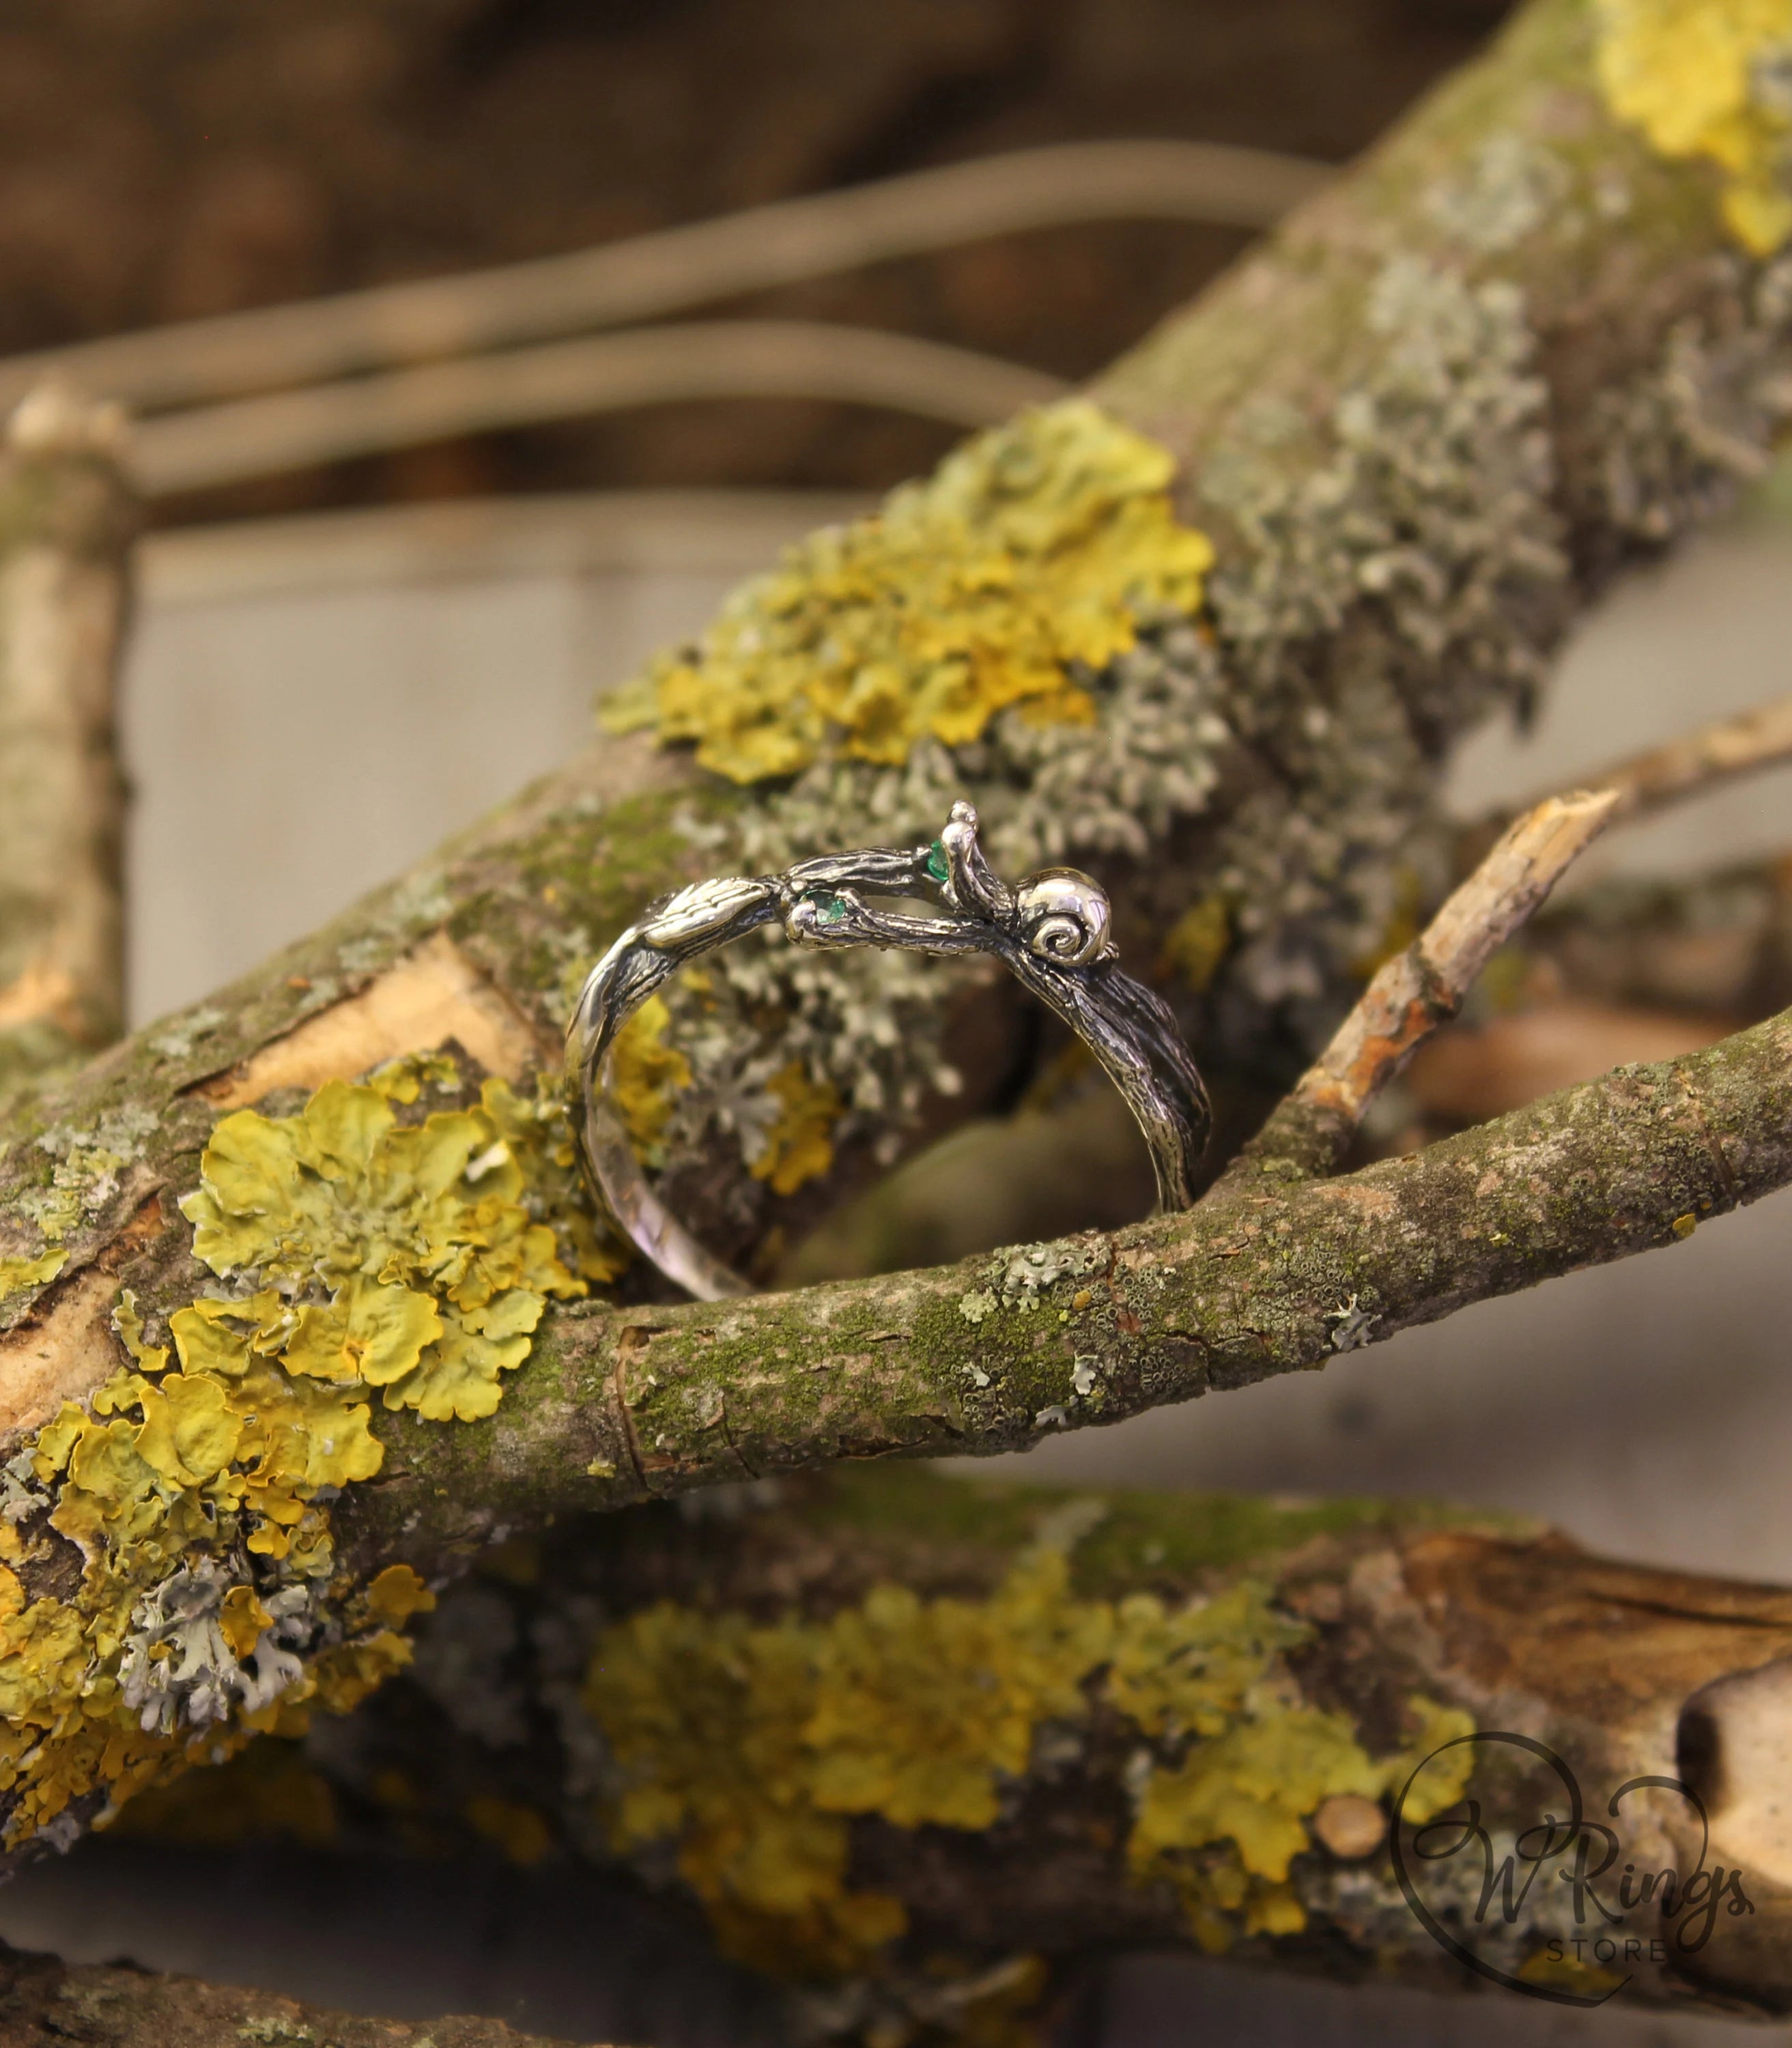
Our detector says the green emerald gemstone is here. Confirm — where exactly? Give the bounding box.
[926,840,949,884]
[816,893,847,923]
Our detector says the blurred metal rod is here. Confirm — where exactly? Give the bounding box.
[0,140,1331,419]
[129,322,1072,496]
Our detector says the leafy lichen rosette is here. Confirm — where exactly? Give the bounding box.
[177,1077,586,1426]
[0,1072,604,1849]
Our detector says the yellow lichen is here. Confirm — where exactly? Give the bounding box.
[748,1062,844,1199]
[101,1732,339,1848]
[0,1070,613,1849]
[588,1602,907,1976]
[179,1077,586,1423]
[1156,896,1233,995]
[0,1248,66,1305]
[584,1552,1475,1980]
[0,1320,404,1843]
[607,993,694,1166]
[363,1563,436,1628]
[806,1550,1108,1831]
[111,1289,168,1374]
[368,1049,464,1104]
[606,399,1213,784]
[1595,0,1792,253]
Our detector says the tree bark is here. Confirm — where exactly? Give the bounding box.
[124,1467,1792,2029]
[0,383,137,1107]
[0,1939,602,2048]
[0,0,1789,1891]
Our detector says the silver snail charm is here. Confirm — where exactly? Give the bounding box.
[565,799,1210,1301]
[1014,868,1113,967]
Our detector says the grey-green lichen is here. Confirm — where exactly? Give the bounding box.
[0,1099,164,1331]
[1588,253,1792,543]
[1199,254,1565,738]
[603,401,1234,1201]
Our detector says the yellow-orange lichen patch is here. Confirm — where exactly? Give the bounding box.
[748,1063,844,1199]
[608,399,1212,785]
[585,1549,1475,1975]
[0,1064,611,1850]
[1596,0,1792,253]
[180,1076,588,1423]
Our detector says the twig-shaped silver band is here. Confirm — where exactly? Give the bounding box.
[564,800,1211,1300]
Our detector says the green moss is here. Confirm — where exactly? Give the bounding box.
[806,1466,1524,1591]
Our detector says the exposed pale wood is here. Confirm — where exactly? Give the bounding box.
[0,1196,161,1436]
[201,932,541,1109]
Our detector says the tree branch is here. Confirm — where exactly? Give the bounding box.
[335,998,1792,1571]
[3,0,1791,1875]
[1213,791,1617,1193]
[0,140,1330,418]
[132,323,1072,497]
[0,1941,601,2048]
[134,1467,1792,2025]
[1541,689,1792,828]
[0,382,137,1105]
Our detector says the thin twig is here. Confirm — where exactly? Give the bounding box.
[1460,692,1792,874]
[130,322,1070,496]
[1229,689,1792,1195]
[0,140,1331,421]
[1211,791,1618,1193]
[1574,691,1792,823]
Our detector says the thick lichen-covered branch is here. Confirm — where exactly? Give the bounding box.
[329,1000,1792,1569]
[3,0,1792,1864]
[0,1941,602,2048]
[124,1467,1792,2036]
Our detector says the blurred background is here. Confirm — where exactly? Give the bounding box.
[5,1,1792,2044]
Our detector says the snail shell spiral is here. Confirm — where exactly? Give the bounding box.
[1014,868,1112,967]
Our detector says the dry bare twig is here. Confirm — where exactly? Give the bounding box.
[1214,790,1619,1192]
[130,322,1070,497]
[0,140,1328,419]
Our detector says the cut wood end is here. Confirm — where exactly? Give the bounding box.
[5,375,129,461]
[0,959,81,1035]
[1311,1792,1387,1860]
[201,930,541,1109]
[1681,1658,1792,1891]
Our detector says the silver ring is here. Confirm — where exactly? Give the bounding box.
[564,801,1210,1300]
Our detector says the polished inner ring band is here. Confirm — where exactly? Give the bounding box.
[564,800,1211,1300]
